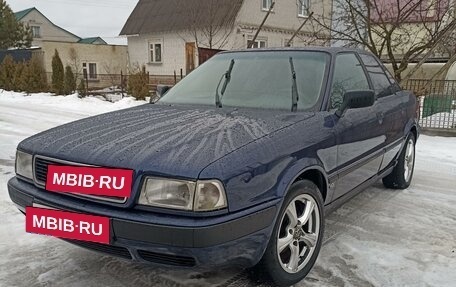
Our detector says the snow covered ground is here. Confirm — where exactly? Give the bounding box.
[0,91,455,287]
[421,111,455,129]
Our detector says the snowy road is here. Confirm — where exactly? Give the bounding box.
[1,92,455,287]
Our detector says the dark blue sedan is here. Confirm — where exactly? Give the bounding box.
[9,47,419,286]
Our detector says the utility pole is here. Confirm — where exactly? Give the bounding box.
[249,2,275,48]
[286,12,314,47]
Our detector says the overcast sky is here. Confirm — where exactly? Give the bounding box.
[7,0,137,45]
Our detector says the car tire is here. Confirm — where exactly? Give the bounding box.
[255,180,325,287]
[382,133,416,189]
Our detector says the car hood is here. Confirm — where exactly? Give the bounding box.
[19,104,314,179]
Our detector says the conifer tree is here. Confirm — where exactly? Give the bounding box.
[51,49,64,94]
[0,0,32,49]
[64,65,76,94]
[15,61,29,92]
[0,55,16,90]
[77,78,86,97]
[27,55,48,93]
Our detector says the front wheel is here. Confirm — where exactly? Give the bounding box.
[256,180,325,287]
[383,133,416,189]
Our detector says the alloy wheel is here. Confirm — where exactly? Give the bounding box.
[404,138,415,183]
[276,194,320,274]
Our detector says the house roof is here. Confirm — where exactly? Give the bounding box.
[14,7,35,21]
[78,37,107,44]
[14,8,107,45]
[120,0,244,36]
[14,7,81,41]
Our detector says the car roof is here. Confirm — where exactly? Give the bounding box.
[220,46,370,56]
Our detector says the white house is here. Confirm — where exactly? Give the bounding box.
[13,7,128,87]
[14,7,109,46]
[120,0,332,76]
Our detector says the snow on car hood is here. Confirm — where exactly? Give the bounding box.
[18,104,314,179]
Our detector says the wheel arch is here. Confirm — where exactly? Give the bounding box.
[404,118,419,141]
[410,125,418,140]
[293,168,328,203]
[279,164,329,204]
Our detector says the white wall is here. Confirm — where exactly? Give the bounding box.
[126,0,332,76]
[230,25,326,50]
[127,32,188,76]
[235,0,332,40]
[40,41,128,74]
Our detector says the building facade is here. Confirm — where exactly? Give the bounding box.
[13,7,127,88]
[120,0,332,76]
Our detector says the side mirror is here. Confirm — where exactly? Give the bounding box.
[335,90,375,118]
[153,85,171,102]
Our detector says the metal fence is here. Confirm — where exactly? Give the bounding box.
[45,72,183,95]
[404,79,456,130]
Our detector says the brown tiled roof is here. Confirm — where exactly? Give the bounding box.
[120,0,244,35]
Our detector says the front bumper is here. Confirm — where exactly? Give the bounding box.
[8,177,278,268]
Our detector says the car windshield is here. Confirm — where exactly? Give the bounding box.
[159,51,329,111]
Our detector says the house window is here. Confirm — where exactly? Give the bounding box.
[248,39,267,48]
[298,0,310,17]
[149,40,163,63]
[82,63,98,80]
[31,26,41,38]
[89,63,97,79]
[262,0,273,11]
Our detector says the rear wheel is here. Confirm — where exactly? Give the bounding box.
[255,180,324,287]
[383,133,416,189]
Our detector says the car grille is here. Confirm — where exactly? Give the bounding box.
[63,239,132,259]
[33,156,128,204]
[34,157,54,184]
[137,250,196,267]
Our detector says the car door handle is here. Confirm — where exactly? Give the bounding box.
[377,112,384,124]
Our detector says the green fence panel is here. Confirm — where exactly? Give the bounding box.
[422,94,453,118]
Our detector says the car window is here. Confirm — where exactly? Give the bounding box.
[383,67,401,93]
[360,54,393,97]
[159,51,329,111]
[330,53,370,110]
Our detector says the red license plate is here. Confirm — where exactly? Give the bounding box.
[26,207,110,244]
[46,165,133,198]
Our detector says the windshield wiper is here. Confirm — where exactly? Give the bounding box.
[289,57,299,112]
[215,59,235,108]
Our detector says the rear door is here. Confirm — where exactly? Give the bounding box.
[329,53,385,201]
[358,53,405,171]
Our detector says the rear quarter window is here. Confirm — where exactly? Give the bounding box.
[360,54,396,97]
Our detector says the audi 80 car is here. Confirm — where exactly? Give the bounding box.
[8,47,419,286]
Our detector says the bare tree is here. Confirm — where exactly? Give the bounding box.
[200,0,238,49]
[290,0,332,47]
[309,0,456,82]
[249,1,275,48]
[68,48,81,83]
[102,60,122,89]
[177,0,240,49]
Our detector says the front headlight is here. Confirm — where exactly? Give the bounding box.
[138,177,227,211]
[138,178,196,210]
[15,150,33,180]
[194,180,227,211]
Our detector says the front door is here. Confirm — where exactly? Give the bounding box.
[358,53,406,171]
[330,53,385,200]
[185,42,196,74]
